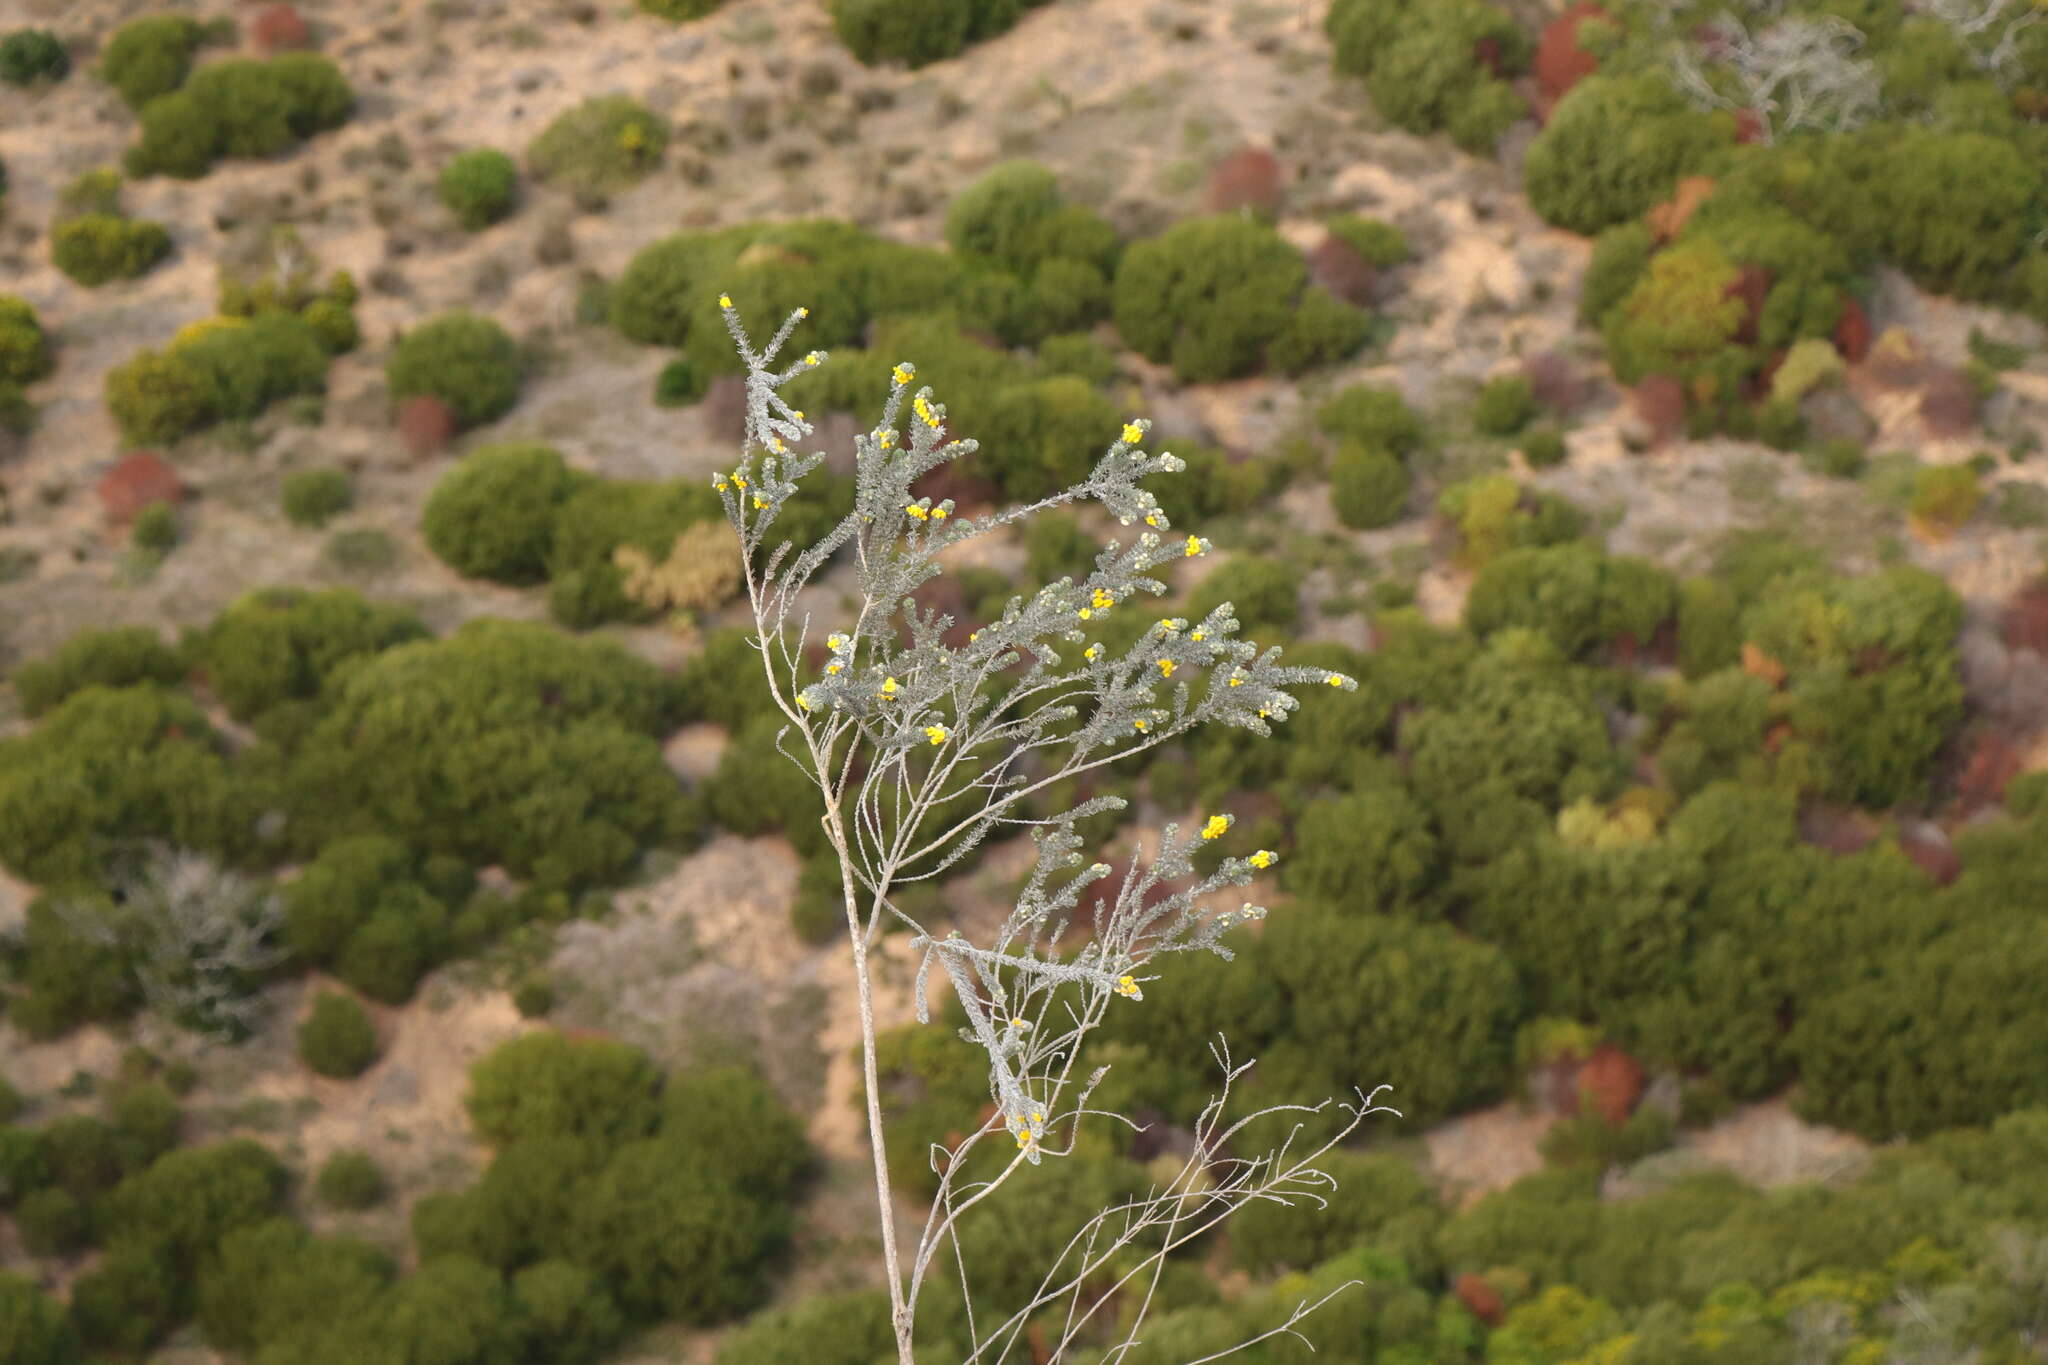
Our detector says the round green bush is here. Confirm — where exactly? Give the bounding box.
[314,1149,386,1210]
[131,502,178,552]
[108,1082,182,1176]
[124,54,354,181]
[1284,784,1444,913]
[1,30,70,87]
[16,1186,89,1257]
[422,442,581,584]
[527,96,667,197]
[512,1260,627,1365]
[0,295,53,385]
[105,312,330,445]
[298,991,379,1080]
[1474,373,1537,436]
[1524,74,1732,236]
[1331,440,1410,530]
[639,0,725,15]
[50,214,170,286]
[465,1031,662,1149]
[1521,425,1567,467]
[300,297,358,354]
[652,356,698,408]
[0,1271,81,1364]
[972,374,1120,501]
[945,159,1063,270]
[1358,0,1531,154]
[829,0,1037,70]
[1185,555,1301,638]
[10,625,188,719]
[1874,128,2046,303]
[438,148,517,231]
[1110,215,1312,382]
[512,976,555,1019]
[385,311,521,430]
[658,1064,810,1199]
[99,14,200,111]
[281,468,353,529]
[1316,382,1425,455]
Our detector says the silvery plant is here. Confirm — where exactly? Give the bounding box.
[711,298,1399,1363]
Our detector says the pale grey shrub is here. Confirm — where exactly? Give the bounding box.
[710,297,1399,1363]
[1666,11,1883,144]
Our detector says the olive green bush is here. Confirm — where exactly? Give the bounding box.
[1226,1151,1442,1278]
[422,442,582,584]
[465,1030,663,1149]
[1282,783,1444,914]
[1465,543,1677,661]
[437,147,517,230]
[545,475,722,627]
[50,214,170,286]
[384,311,521,431]
[1870,127,2047,303]
[315,1150,386,1210]
[0,1272,79,1364]
[126,55,354,180]
[105,312,331,445]
[0,295,53,385]
[298,990,379,1079]
[1316,381,1426,455]
[98,14,201,111]
[0,29,68,86]
[714,1289,896,1365]
[199,586,428,725]
[1184,554,1301,638]
[11,626,188,719]
[280,468,353,528]
[527,95,667,198]
[1141,437,1286,529]
[197,1218,394,1356]
[1523,74,1732,235]
[1437,473,1585,570]
[1331,439,1411,529]
[68,1238,180,1353]
[1474,373,1538,436]
[1112,215,1369,383]
[1331,0,1531,154]
[829,0,1048,69]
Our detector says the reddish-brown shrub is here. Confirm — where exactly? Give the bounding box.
[910,426,1001,515]
[1522,350,1587,415]
[1576,1043,1644,1129]
[1306,233,1375,308]
[98,453,185,526]
[1897,822,1961,887]
[699,372,749,447]
[1731,108,1765,144]
[1799,803,1880,856]
[1722,264,1772,346]
[1630,373,1687,449]
[1833,294,1871,363]
[251,3,309,52]
[1473,34,1509,79]
[1455,1272,1506,1328]
[1536,3,1610,103]
[1919,367,1980,439]
[2004,578,2048,654]
[1207,145,1285,219]
[396,394,457,460]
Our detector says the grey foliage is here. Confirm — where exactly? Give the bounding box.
[54,844,287,1041]
[711,299,1398,1362]
[1665,11,1883,143]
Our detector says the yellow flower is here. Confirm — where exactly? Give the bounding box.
[969,631,981,643]
[827,634,848,651]
[1201,814,1230,840]
[1248,850,1276,869]
[1326,674,1344,686]
[804,351,822,366]
[1078,608,1092,620]
[1190,629,1205,641]
[792,410,804,421]
[1184,535,1203,557]
[732,473,748,489]
[880,429,895,448]
[716,479,730,492]
[718,294,733,309]
[880,677,898,697]
[796,308,809,319]
[1122,422,1144,444]
[1145,513,1159,526]
[770,438,784,452]
[1092,588,1114,610]
[1133,718,1149,732]
[1010,1016,1029,1029]
[924,724,949,745]
[893,365,912,385]
[1084,644,1101,661]
[906,505,929,521]
[1115,974,1142,999]
[1258,707,1271,718]
[1158,659,1175,678]
[1227,673,1244,687]
[932,506,948,520]
[826,662,842,675]
[796,694,813,711]
[753,497,767,509]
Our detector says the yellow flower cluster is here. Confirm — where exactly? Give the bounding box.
[880,676,899,698]
[718,294,733,308]
[892,364,913,386]
[924,724,949,746]
[1248,849,1277,869]
[1184,535,1204,558]
[911,393,942,431]
[1084,644,1101,661]
[1201,814,1231,840]
[1121,422,1144,444]
[1157,659,1175,678]
[1115,974,1142,999]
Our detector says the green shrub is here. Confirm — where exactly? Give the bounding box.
[1034,331,1120,385]
[714,1289,895,1365]
[1316,382,1425,455]
[126,55,354,180]
[422,442,581,584]
[315,1150,386,1210]
[652,356,697,408]
[1524,74,1732,235]
[527,95,667,197]
[945,159,1063,269]
[16,1187,89,1257]
[200,585,428,723]
[335,898,446,1006]
[298,991,379,1079]
[1185,555,1300,638]
[438,147,517,230]
[1908,463,1980,535]
[1474,373,1538,436]
[658,1064,810,1200]
[829,0,1045,69]
[1352,0,1531,154]
[1579,221,1656,328]
[379,1255,531,1364]
[1521,425,1567,467]
[1283,784,1443,913]
[512,975,555,1018]
[0,1271,80,1364]
[0,29,69,86]
[1805,436,1866,479]
[108,1082,182,1176]
[11,625,187,719]
[385,311,521,430]
[513,1260,627,1365]
[99,1138,287,1262]
[1331,440,1410,529]
[1325,213,1411,268]
[68,1238,180,1354]
[50,214,170,286]
[0,295,53,385]
[1873,128,2047,302]
[466,1031,662,1149]
[1113,215,1351,383]
[569,1139,790,1324]
[1466,543,1676,660]
[969,374,1121,501]
[99,14,201,111]
[545,475,721,626]
[105,312,330,445]
[1437,473,1583,570]
[280,468,353,528]
[197,1218,393,1355]
[1602,239,1747,386]
[1227,1151,1441,1278]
